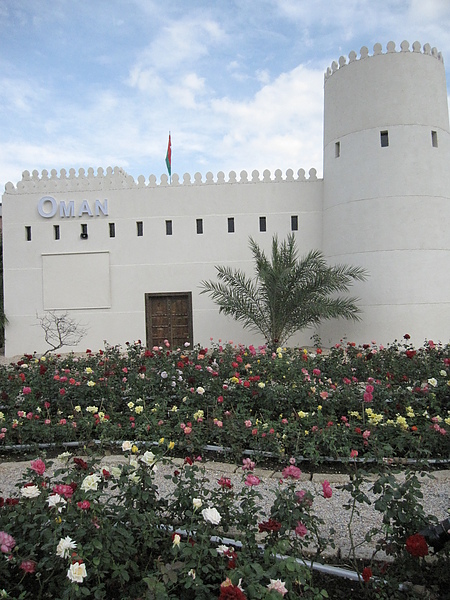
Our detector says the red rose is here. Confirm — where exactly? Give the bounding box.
[218,477,233,489]
[73,457,88,470]
[406,534,428,557]
[219,580,247,600]
[362,567,372,582]
[258,519,282,533]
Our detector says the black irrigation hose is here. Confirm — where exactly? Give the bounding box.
[1,439,449,466]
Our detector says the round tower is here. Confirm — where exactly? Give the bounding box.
[321,40,450,346]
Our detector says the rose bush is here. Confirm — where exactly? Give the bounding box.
[0,337,448,462]
[0,337,449,597]
[0,449,448,598]
[0,450,333,599]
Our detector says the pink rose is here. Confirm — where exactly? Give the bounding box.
[30,459,46,475]
[244,474,261,486]
[295,522,308,537]
[22,387,32,395]
[295,489,313,507]
[20,560,36,573]
[282,465,302,480]
[52,484,74,498]
[0,531,16,553]
[242,458,255,471]
[267,579,288,596]
[322,480,332,498]
[350,449,358,459]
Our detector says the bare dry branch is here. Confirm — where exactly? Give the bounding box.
[36,311,87,355]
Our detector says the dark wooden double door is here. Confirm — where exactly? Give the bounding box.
[145,293,193,349]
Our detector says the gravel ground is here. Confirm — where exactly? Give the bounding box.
[1,455,448,561]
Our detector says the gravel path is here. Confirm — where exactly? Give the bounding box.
[1,455,448,561]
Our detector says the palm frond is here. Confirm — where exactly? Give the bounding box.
[200,235,368,347]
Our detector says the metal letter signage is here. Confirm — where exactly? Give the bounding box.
[37,196,57,218]
[37,196,108,218]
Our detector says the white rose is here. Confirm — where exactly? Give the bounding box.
[47,493,67,512]
[128,472,140,484]
[110,466,122,478]
[140,451,156,467]
[67,561,87,583]
[428,378,438,387]
[122,441,133,452]
[21,485,41,498]
[201,507,221,525]
[56,536,77,559]
[57,451,72,461]
[196,387,205,395]
[81,474,101,492]
[192,498,202,510]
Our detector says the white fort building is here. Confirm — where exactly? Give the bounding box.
[2,40,450,356]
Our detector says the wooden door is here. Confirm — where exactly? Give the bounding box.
[145,292,193,349]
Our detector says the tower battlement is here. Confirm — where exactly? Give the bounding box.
[324,40,443,82]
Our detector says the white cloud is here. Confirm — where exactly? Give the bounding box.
[409,0,450,21]
[167,73,207,109]
[209,64,324,175]
[133,18,226,73]
[0,77,48,113]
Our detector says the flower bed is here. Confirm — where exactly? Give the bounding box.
[0,338,449,597]
[0,337,448,462]
[1,448,449,599]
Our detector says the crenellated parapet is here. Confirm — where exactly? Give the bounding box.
[324,40,443,82]
[4,166,319,194]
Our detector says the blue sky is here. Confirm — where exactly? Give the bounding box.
[1,0,450,191]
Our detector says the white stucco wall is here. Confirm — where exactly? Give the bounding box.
[321,41,450,348]
[2,168,323,356]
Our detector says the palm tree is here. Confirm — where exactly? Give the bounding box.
[200,234,367,348]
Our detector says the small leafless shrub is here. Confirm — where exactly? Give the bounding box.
[37,311,87,355]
